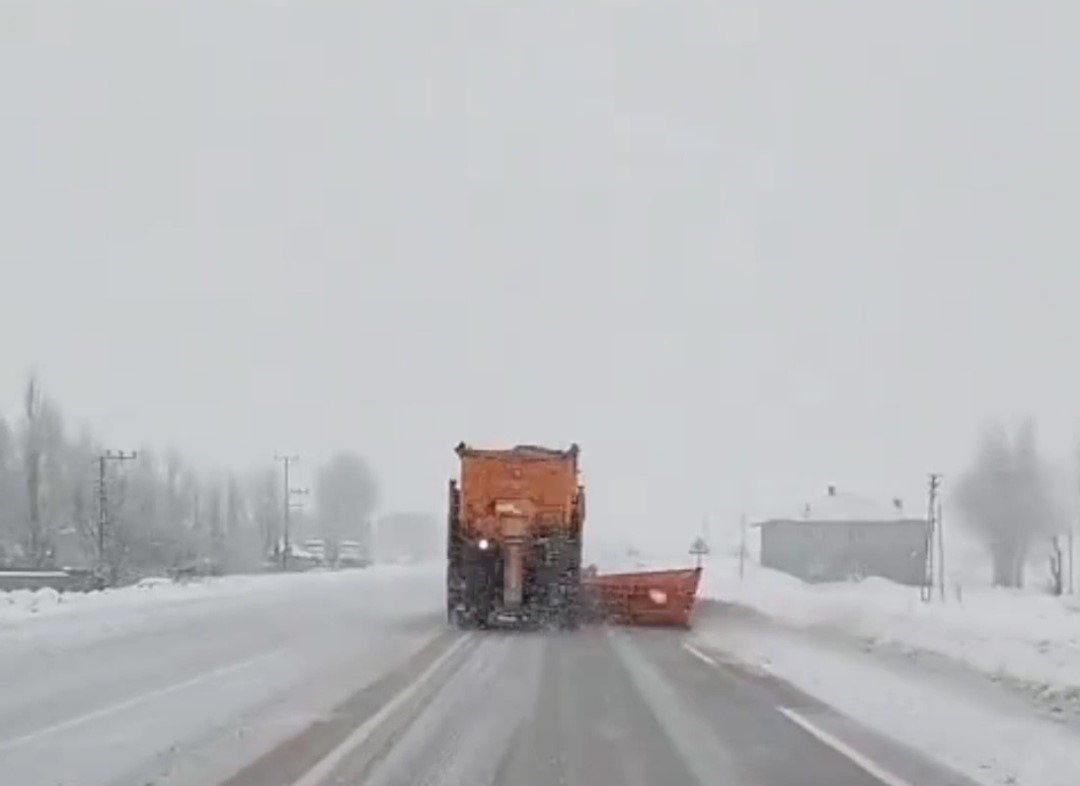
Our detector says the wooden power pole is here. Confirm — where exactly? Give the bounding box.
[922,473,941,602]
[274,454,299,570]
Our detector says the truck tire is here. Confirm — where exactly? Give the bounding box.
[446,562,459,625]
[451,604,474,629]
[558,603,580,631]
[446,481,464,627]
[550,535,581,630]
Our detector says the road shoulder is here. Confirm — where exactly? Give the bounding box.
[694,608,1080,786]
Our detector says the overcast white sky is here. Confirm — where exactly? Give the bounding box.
[1,2,1078,555]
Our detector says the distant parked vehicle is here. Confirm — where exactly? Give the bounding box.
[266,539,323,571]
[303,538,328,566]
[337,539,370,568]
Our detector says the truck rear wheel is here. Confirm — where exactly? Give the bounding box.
[547,535,581,630]
[558,604,579,630]
[446,479,465,627]
[450,605,474,629]
[446,575,462,625]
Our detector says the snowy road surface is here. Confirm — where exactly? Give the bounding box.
[224,627,974,786]
[695,602,1080,786]
[0,566,445,786]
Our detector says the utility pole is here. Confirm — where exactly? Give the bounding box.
[739,513,747,580]
[922,474,941,602]
[689,535,709,569]
[1072,453,1080,595]
[97,449,138,586]
[274,454,299,570]
[1069,524,1076,595]
[1071,443,1080,595]
[936,490,946,602]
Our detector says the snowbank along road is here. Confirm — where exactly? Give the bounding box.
[223,626,976,786]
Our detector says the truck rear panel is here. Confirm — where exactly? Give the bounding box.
[455,443,581,542]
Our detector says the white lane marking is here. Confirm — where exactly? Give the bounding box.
[0,649,282,754]
[777,707,915,786]
[683,642,718,667]
[290,633,472,786]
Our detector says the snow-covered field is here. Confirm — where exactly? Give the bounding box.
[700,557,1080,698]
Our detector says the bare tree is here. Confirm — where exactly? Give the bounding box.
[1050,535,1064,596]
[118,446,191,574]
[955,419,1063,587]
[223,472,260,572]
[0,417,21,564]
[375,512,439,562]
[204,475,226,572]
[22,377,44,566]
[65,430,100,566]
[249,467,281,559]
[0,373,376,580]
[315,452,379,549]
[20,376,65,567]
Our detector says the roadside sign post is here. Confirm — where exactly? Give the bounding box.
[689,536,710,569]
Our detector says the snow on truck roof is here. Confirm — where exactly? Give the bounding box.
[455,442,580,458]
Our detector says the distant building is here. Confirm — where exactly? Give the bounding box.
[757,486,928,585]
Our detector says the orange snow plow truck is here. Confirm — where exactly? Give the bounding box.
[446,442,701,630]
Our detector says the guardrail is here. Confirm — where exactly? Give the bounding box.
[0,569,97,593]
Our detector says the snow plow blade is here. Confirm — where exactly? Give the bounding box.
[581,567,702,628]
